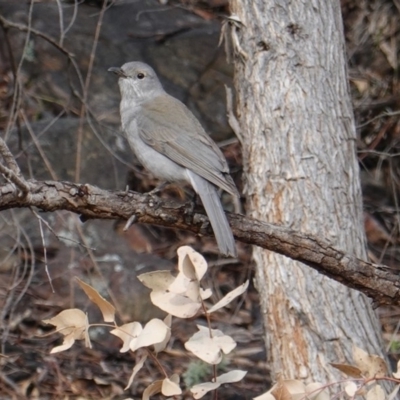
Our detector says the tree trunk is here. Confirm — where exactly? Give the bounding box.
[230,0,385,384]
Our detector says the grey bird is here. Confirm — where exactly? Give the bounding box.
[109,61,238,257]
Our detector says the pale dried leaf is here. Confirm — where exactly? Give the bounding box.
[142,380,162,400]
[351,79,369,94]
[185,325,236,364]
[366,384,385,400]
[208,280,249,313]
[177,246,208,281]
[139,270,201,318]
[393,360,400,379]
[168,271,194,295]
[201,288,213,300]
[388,384,400,400]
[271,380,292,400]
[281,380,306,400]
[213,334,237,354]
[329,363,363,378]
[75,277,116,322]
[43,308,90,352]
[110,322,142,353]
[125,354,147,390]
[163,314,172,327]
[43,308,87,336]
[161,378,182,396]
[138,270,176,291]
[305,382,329,400]
[216,370,247,383]
[150,289,201,318]
[50,331,76,353]
[153,316,172,353]
[160,368,242,399]
[130,318,170,352]
[191,381,220,399]
[168,272,201,302]
[253,392,276,400]
[344,382,358,397]
[353,346,387,378]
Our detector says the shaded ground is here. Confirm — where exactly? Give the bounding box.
[0,0,400,398]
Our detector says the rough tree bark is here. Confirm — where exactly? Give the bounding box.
[230,0,385,383]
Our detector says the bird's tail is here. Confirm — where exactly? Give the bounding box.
[187,171,237,257]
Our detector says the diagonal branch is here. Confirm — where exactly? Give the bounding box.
[0,178,398,306]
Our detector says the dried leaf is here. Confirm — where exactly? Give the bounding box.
[75,277,115,323]
[142,380,162,400]
[216,370,247,383]
[190,370,246,399]
[353,346,387,378]
[305,382,329,400]
[110,322,142,353]
[344,382,358,397]
[366,384,385,400]
[278,380,305,400]
[201,288,213,300]
[329,363,363,378]
[185,325,236,364]
[270,380,292,400]
[253,392,276,400]
[138,270,176,291]
[153,315,172,353]
[177,246,208,281]
[191,381,220,399]
[150,289,201,318]
[169,273,200,302]
[138,270,201,318]
[125,354,147,390]
[208,280,249,313]
[43,308,87,336]
[161,377,182,396]
[43,309,90,353]
[50,331,76,353]
[130,318,170,352]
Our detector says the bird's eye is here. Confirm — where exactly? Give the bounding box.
[137,73,145,79]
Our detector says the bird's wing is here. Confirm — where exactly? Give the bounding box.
[138,94,238,196]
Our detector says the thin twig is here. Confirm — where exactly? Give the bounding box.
[2,0,34,141]
[0,137,22,176]
[30,209,54,293]
[20,110,58,181]
[0,138,29,193]
[55,0,65,46]
[0,14,85,95]
[75,0,108,182]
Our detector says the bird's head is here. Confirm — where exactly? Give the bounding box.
[108,61,164,103]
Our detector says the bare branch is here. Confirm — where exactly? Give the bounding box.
[0,178,398,306]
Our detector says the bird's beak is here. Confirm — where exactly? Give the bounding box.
[108,67,126,77]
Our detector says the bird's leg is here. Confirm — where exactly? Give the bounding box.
[184,190,199,218]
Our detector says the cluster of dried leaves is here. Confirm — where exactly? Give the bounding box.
[43,246,249,399]
[42,245,400,400]
[256,345,400,400]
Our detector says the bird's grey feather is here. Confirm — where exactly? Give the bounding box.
[187,171,236,257]
[139,95,239,196]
